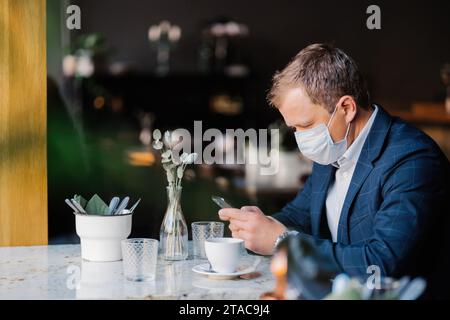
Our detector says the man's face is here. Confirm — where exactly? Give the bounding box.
[277,86,348,142]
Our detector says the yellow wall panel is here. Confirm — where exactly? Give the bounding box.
[0,0,47,246]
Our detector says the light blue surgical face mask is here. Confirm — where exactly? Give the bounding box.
[294,106,350,165]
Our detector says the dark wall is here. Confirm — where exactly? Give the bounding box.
[75,0,450,109]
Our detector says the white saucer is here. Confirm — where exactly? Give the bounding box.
[192,262,256,280]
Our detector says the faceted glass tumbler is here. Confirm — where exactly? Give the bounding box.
[121,238,159,282]
[191,222,224,259]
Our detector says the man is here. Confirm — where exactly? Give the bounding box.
[219,43,450,298]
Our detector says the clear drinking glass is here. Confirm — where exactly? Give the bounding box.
[192,221,224,259]
[121,238,159,282]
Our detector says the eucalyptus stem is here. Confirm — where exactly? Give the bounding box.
[153,129,197,260]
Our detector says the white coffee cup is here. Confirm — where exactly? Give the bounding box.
[204,237,244,273]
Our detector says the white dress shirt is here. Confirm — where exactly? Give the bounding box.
[325,105,378,242]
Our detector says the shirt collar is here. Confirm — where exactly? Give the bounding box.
[333,105,379,169]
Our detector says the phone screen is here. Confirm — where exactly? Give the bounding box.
[211,196,232,209]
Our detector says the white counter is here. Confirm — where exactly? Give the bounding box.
[0,244,275,300]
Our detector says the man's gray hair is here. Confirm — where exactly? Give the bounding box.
[267,43,370,113]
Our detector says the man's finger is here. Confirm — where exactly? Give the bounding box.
[231,229,250,241]
[236,230,251,242]
[219,213,230,221]
[218,208,248,221]
[229,224,239,233]
[229,219,248,231]
[231,231,239,239]
[241,206,261,213]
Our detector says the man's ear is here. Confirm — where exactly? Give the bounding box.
[337,95,357,124]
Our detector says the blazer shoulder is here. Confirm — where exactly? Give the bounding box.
[384,117,445,157]
[375,117,450,186]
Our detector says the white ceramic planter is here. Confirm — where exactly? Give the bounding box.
[75,212,132,262]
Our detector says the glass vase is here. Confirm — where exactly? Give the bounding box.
[160,186,188,260]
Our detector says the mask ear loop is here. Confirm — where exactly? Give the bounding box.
[326,105,339,128]
[343,122,351,147]
[328,105,352,146]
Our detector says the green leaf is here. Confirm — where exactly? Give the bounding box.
[166,170,175,183]
[325,288,362,300]
[153,129,162,140]
[74,194,87,208]
[85,194,109,215]
[180,153,189,163]
[163,163,176,170]
[152,140,163,150]
[161,150,172,159]
[177,166,184,179]
[164,131,172,146]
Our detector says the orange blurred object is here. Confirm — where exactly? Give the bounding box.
[127,150,155,167]
[93,96,105,109]
[260,248,288,300]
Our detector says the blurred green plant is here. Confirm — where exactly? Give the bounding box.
[65,33,111,57]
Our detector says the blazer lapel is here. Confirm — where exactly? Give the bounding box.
[336,105,392,243]
[311,164,335,236]
[336,158,373,243]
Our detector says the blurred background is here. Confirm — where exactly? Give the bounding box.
[47,0,450,243]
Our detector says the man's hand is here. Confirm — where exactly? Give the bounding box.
[218,206,287,255]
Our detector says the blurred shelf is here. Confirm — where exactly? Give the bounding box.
[78,72,260,131]
[392,102,450,126]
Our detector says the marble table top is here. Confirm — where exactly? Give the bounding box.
[0,244,275,300]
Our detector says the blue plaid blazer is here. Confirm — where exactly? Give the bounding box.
[273,106,450,289]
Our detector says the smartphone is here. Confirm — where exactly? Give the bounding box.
[211,196,233,209]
